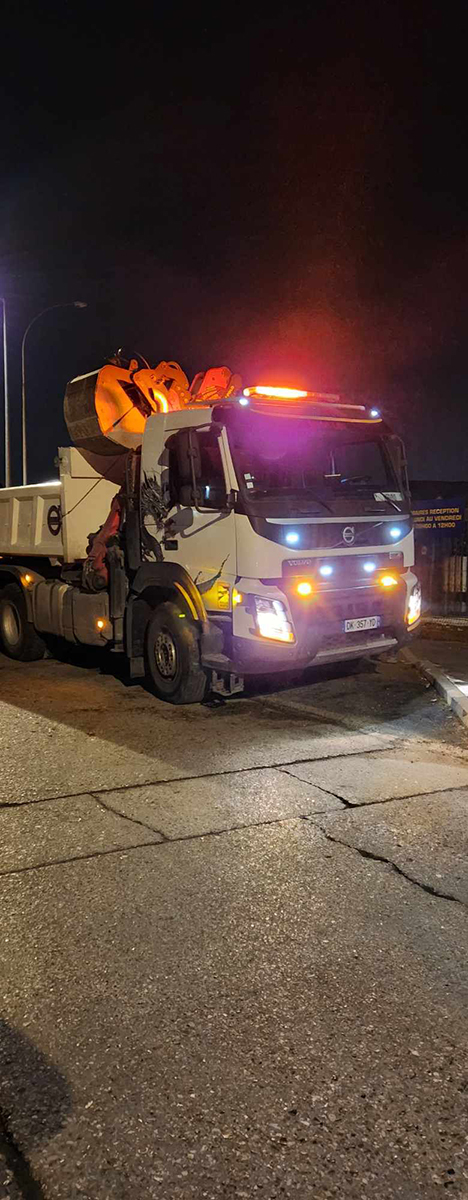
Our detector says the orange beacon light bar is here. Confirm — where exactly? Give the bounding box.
[244,385,309,399]
[243,386,309,400]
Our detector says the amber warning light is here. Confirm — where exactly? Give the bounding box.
[244,385,308,399]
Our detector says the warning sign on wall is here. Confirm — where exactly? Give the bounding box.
[412,499,466,537]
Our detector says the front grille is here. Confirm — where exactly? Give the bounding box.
[289,586,403,641]
[281,552,403,585]
[253,515,411,551]
[301,522,384,549]
[325,592,392,622]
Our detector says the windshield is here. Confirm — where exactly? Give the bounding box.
[224,411,403,515]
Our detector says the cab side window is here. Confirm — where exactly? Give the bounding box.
[197,431,226,508]
[167,430,226,509]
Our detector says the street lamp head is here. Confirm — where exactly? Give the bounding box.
[74,301,87,308]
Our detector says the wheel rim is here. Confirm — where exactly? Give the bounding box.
[1,602,21,648]
[154,629,177,679]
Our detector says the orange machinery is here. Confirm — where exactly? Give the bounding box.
[64,352,241,482]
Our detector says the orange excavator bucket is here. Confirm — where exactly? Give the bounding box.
[64,354,242,482]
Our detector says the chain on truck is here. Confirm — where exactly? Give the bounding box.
[0,353,422,703]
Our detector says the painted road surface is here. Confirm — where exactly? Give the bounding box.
[1,649,468,1199]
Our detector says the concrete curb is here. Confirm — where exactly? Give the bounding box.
[401,647,468,728]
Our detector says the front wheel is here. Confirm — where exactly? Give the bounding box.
[0,583,46,661]
[145,600,207,704]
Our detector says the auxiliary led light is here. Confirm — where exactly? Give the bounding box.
[370,408,380,418]
[380,573,399,588]
[297,581,313,597]
[389,526,402,539]
[319,565,333,577]
[285,531,300,546]
[363,561,376,573]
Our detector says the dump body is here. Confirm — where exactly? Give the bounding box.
[0,448,120,562]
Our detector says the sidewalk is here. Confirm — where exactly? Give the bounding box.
[403,631,468,726]
[418,614,468,643]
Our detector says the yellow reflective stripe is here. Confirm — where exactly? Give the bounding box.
[174,581,206,622]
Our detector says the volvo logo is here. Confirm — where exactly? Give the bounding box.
[342,525,355,546]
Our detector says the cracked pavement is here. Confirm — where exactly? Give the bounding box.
[1,648,468,1198]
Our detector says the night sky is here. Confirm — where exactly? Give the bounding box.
[1,1,467,485]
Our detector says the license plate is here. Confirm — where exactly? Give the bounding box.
[344,616,381,633]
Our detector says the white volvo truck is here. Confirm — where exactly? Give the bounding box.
[0,363,421,703]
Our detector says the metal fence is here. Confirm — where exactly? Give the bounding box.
[415,531,468,617]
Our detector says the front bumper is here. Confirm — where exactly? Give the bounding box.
[230,583,415,674]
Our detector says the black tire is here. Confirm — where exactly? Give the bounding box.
[145,600,207,704]
[0,583,46,662]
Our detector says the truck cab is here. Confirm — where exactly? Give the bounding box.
[138,389,421,698]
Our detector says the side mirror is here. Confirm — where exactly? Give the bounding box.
[175,429,201,483]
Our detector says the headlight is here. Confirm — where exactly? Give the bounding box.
[384,521,411,543]
[254,597,295,643]
[407,583,421,626]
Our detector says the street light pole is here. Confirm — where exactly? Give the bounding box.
[21,301,87,485]
[1,297,11,487]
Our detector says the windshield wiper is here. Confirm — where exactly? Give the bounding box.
[338,479,402,513]
[381,494,402,513]
[340,475,373,485]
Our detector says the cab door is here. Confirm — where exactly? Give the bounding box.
[145,425,237,614]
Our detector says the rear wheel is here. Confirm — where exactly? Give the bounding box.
[0,583,46,661]
[145,600,207,704]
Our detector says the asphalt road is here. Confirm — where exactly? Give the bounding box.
[1,647,468,1199]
